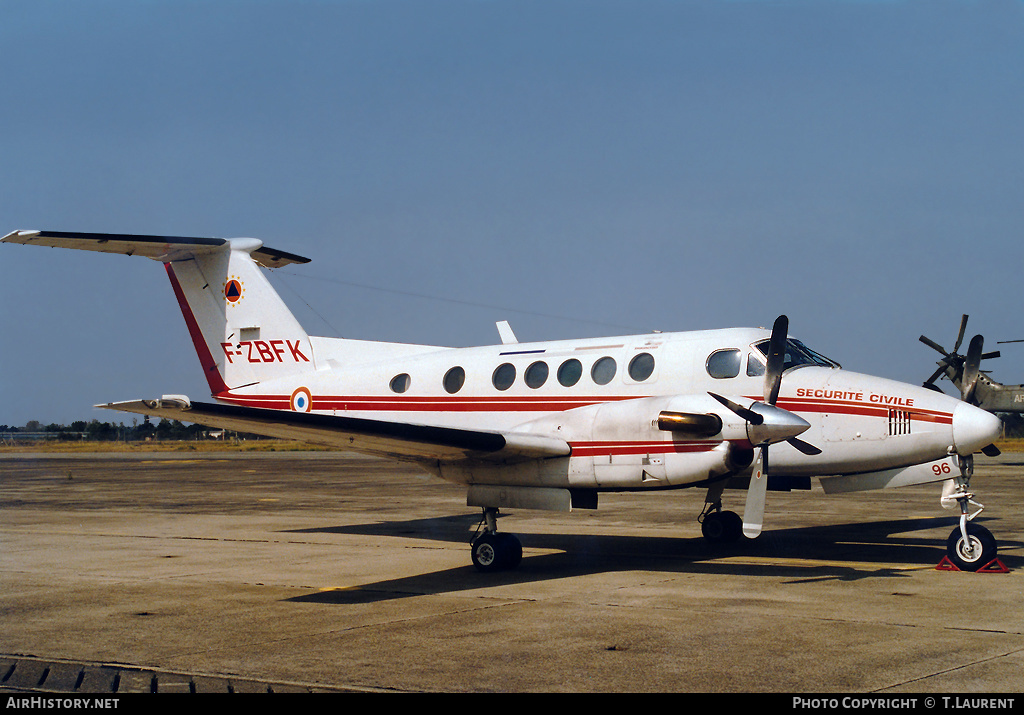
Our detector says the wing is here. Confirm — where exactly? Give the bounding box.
[101,398,570,464]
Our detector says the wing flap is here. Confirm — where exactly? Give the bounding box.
[100,398,570,463]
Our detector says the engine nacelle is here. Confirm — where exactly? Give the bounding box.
[509,393,754,489]
[636,439,754,488]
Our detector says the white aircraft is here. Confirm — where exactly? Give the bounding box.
[3,230,1006,572]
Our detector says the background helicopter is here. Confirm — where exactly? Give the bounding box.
[920,314,1024,414]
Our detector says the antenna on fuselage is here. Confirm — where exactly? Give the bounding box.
[496,320,518,345]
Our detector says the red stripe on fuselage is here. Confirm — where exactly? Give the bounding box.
[770,396,953,425]
[568,440,727,457]
[214,391,953,425]
[215,393,641,412]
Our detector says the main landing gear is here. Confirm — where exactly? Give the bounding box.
[943,455,998,572]
[698,500,743,544]
[699,481,743,544]
[470,507,522,572]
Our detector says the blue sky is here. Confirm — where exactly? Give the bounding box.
[2,0,1023,426]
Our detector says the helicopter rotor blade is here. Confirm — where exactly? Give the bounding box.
[953,314,969,353]
[919,335,949,356]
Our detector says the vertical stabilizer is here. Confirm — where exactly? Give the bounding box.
[166,238,316,393]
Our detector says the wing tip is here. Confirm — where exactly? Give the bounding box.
[2,229,41,243]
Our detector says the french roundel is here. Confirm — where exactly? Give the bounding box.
[224,279,243,304]
[290,387,313,413]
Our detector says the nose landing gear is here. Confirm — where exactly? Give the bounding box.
[942,455,999,572]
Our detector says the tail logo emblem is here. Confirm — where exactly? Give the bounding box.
[224,277,245,305]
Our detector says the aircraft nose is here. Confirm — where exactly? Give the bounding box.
[952,401,1002,456]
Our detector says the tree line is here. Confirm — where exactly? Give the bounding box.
[1,417,220,442]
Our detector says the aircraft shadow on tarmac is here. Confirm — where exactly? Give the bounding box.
[283,515,1020,604]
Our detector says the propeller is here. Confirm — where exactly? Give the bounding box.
[708,315,821,538]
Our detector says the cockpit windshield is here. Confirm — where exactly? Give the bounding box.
[754,338,840,371]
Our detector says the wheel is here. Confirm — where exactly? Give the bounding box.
[471,533,501,572]
[946,522,997,571]
[701,510,742,543]
[471,533,522,572]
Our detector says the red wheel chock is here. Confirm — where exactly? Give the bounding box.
[936,556,1009,573]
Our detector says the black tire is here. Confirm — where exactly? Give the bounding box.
[702,511,742,543]
[497,533,522,569]
[720,510,743,542]
[471,533,523,572]
[946,522,997,571]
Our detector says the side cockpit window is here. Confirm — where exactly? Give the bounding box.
[746,353,765,377]
[753,338,840,372]
[706,349,741,379]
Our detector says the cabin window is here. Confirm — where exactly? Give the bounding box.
[492,363,516,391]
[390,373,411,393]
[524,361,549,389]
[443,366,466,394]
[591,356,617,385]
[557,358,583,387]
[628,352,655,382]
[706,349,741,379]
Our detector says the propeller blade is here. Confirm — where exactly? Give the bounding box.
[708,392,764,425]
[982,444,1002,457]
[787,436,822,456]
[764,315,788,405]
[743,446,768,538]
[954,314,969,353]
[962,335,983,404]
[981,351,1001,360]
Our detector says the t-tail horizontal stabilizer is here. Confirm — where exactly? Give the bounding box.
[1,230,311,267]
